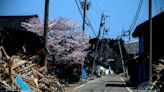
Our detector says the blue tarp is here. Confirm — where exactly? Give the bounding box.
[16,76,33,92]
[82,65,86,81]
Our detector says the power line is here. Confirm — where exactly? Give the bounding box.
[127,0,143,41]
[88,0,102,15]
[154,0,163,13]
[75,0,97,37]
[86,17,97,37]
[93,0,102,13]
[130,0,143,31]
[75,0,83,19]
[154,0,159,13]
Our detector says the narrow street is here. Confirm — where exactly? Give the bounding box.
[1,0,164,91]
[71,74,132,92]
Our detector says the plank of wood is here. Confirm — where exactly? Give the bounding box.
[0,46,10,60]
[27,84,42,92]
[12,60,28,69]
[24,71,32,76]
[0,80,11,89]
[32,68,44,78]
[31,75,39,87]
[19,64,36,72]
[38,66,46,72]
[22,78,38,89]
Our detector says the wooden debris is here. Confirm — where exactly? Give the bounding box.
[0,46,64,92]
[12,60,28,69]
[152,58,164,91]
[0,80,11,89]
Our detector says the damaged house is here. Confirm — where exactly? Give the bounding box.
[132,12,164,88]
[87,38,126,74]
[123,42,139,85]
[0,15,44,61]
[0,15,64,91]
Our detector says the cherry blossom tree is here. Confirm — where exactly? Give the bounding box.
[21,17,90,64]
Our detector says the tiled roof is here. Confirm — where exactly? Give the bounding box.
[0,15,38,29]
[132,12,164,37]
[123,42,139,54]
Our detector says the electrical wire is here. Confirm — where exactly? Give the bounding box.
[154,0,159,13]
[88,0,102,16]
[128,0,143,35]
[86,16,98,37]
[74,0,97,37]
[155,0,162,13]
[74,0,83,19]
[93,0,102,13]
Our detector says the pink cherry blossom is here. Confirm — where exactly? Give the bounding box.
[21,17,90,65]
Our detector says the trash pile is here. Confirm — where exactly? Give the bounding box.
[0,46,63,92]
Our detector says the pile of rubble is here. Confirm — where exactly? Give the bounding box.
[152,58,164,91]
[0,46,63,92]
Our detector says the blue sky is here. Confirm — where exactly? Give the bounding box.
[0,0,164,42]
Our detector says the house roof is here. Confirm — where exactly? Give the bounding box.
[0,15,38,29]
[0,15,38,18]
[0,27,44,56]
[132,12,164,37]
[123,42,139,54]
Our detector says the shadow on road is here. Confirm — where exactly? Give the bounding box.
[105,84,126,87]
[105,81,124,83]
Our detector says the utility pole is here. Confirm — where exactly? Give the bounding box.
[124,29,131,42]
[91,13,106,79]
[149,0,152,81]
[118,39,126,76]
[80,0,90,82]
[81,0,90,33]
[122,29,130,42]
[43,0,49,68]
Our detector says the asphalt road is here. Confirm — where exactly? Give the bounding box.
[71,75,131,92]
